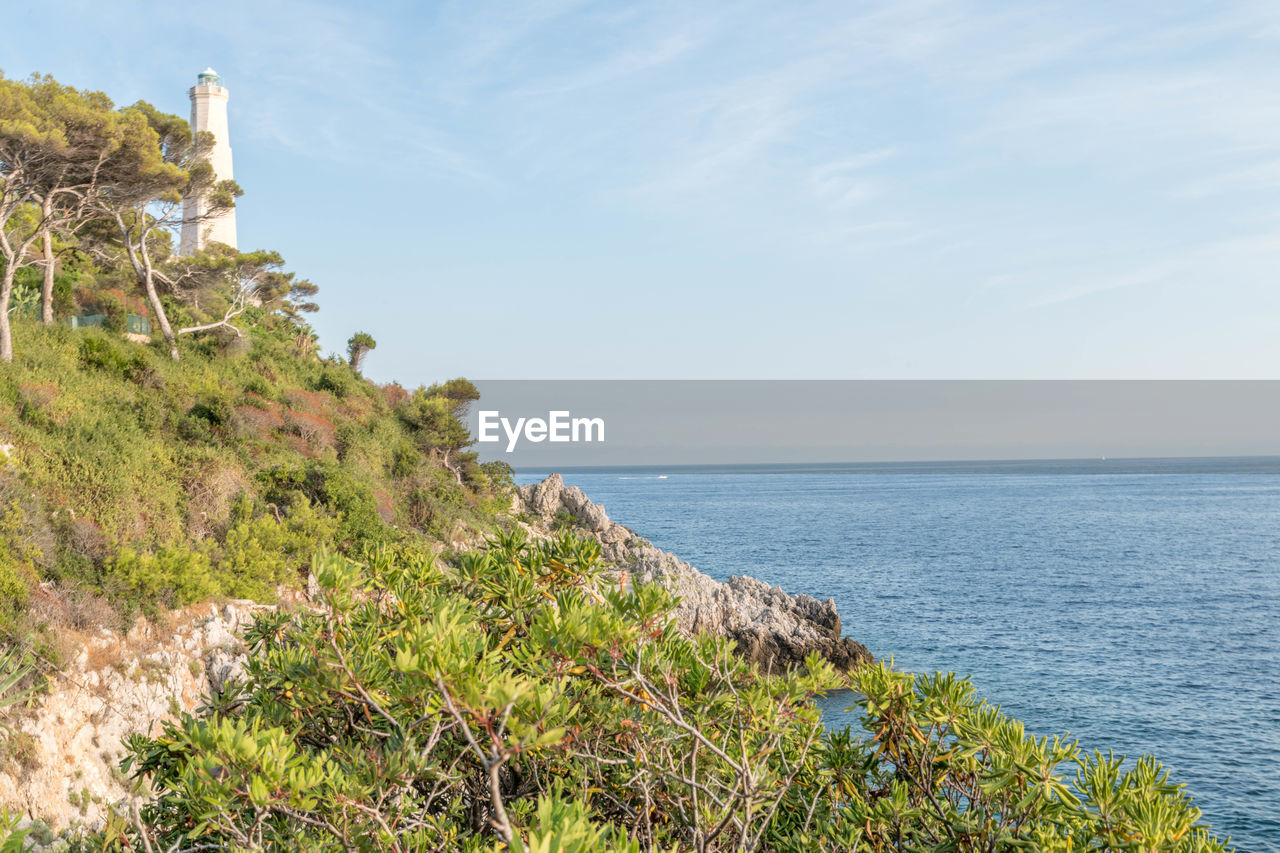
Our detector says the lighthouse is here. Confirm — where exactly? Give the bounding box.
[180,67,237,253]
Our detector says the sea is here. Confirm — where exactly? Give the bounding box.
[516,458,1280,851]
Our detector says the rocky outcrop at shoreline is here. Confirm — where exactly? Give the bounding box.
[515,474,872,673]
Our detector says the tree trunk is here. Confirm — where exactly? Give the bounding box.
[442,449,464,486]
[40,222,55,325]
[0,262,14,363]
[126,214,180,361]
[142,270,180,361]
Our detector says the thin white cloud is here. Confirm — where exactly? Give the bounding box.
[809,149,898,209]
[1034,258,1188,308]
[512,27,708,97]
[1032,232,1280,308]
[1170,159,1280,200]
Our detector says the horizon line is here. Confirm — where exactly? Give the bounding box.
[510,453,1280,473]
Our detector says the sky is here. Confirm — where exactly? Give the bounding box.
[5,1,1280,382]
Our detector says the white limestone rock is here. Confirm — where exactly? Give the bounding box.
[0,602,268,832]
[515,474,873,673]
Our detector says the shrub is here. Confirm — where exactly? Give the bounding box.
[406,466,471,538]
[77,335,149,382]
[282,388,335,418]
[313,362,355,398]
[16,382,57,414]
[480,460,516,496]
[241,374,272,397]
[0,559,31,613]
[281,409,337,451]
[15,383,64,429]
[215,501,338,599]
[380,382,408,408]
[0,499,48,611]
[187,394,235,430]
[60,518,110,567]
[550,508,577,533]
[97,545,219,618]
[259,462,388,549]
[101,538,1229,852]
[230,404,284,440]
[183,457,251,540]
[390,441,420,479]
[174,412,217,444]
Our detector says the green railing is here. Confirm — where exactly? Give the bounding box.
[68,314,107,329]
[67,314,151,335]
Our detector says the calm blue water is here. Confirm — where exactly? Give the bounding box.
[518,462,1280,851]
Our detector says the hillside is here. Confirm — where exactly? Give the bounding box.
[0,316,518,837]
[0,316,510,632]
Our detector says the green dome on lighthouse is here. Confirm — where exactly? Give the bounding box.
[197,67,220,85]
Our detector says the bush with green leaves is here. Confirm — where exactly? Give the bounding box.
[0,811,29,853]
[0,647,36,731]
[89,534,1228,852]
[96,545,219,617]
[0,498,46,612]
[480,460,516,496]
[215,500,339,599]
[0,316,513,626]
[90,501,342,615]
[787,665,1230,852]
[256,461,389,551]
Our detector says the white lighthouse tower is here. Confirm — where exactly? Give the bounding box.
[180,67,237,253]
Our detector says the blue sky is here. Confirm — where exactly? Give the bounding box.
[7,1,1280,381]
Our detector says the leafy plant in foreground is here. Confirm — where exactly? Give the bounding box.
[80,535,1228,852]
[0,647,36,731]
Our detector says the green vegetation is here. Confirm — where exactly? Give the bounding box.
[1,71,1233,851]
[0,318,509,629]
[0,71,507,633]
[75,536,1227,852]
[347,331,377,375]
[0,647,34,732]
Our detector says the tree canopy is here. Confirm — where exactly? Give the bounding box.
[0,72,315,364]
[347,331,376,374]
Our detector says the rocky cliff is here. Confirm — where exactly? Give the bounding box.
[515,474,872,673]
[0,597,258,834]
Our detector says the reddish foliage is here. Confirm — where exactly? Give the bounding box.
[283,409,337,450]
[282,433,317,459]
[282,388,336,418]
[381,383,409,408]
[17,382,59,410]
[233,405,286,439]
[373,488,397,523]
